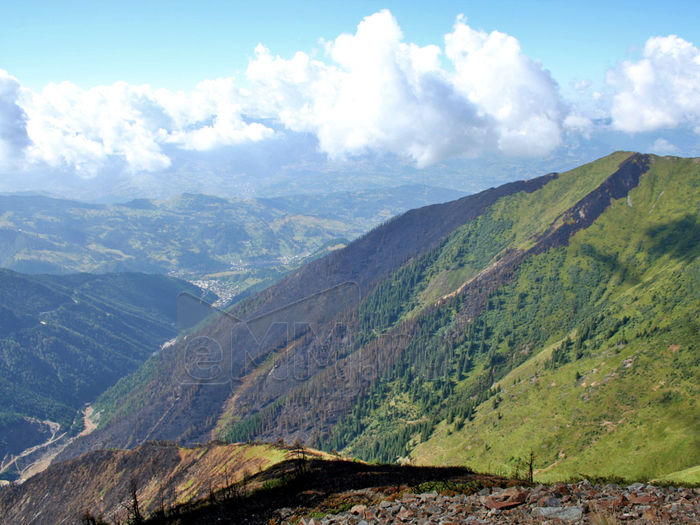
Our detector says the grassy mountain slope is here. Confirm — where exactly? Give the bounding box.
[318,152,654,459]
[56,152,697,484]
[357,151,635,328]
[410,155,699,480]
[58,175,553,461]
[0,270,212,475]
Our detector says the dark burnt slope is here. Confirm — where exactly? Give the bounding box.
[234,173,557,318]
[58,173,555,460]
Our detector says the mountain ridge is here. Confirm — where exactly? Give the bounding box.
[48,152,699,486]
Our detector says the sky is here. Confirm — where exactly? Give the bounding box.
[1,0,699,199]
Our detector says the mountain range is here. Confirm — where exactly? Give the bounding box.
[0,151,697,523]
[0,184,463,304]
[56,151,698,483]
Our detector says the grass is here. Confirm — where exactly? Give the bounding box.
[410,154,700,482]
[653,465,700,485]
[392,152,637,321]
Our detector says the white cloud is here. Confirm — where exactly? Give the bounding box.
[609,35,700,133]
[157,78,274,151]
[650,137,679,154]
[563,113,594,138]
[445,15,566,156]
[246,11,570,164]
[10,10,681,177]
[21,81,170,174]
[246,11,495,166]
[17,78,273,175]
[0,69,30,169]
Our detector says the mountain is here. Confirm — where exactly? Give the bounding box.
[55,171,555,455]
[57,152,698,485]
[0,185,463,304]
[0,270,214,481]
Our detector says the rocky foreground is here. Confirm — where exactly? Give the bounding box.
[289,481,699,524]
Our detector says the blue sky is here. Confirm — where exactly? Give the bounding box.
[1,1,699,199]
[3,0,698,91]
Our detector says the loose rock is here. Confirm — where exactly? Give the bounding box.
[302,480,699,524]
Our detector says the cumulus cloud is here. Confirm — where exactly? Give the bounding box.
[445,15,565,156]
[21,81,171,173]
[563,113,594,139]
[650,137,679,154]
[18,79,274,175]
[0,69,30,169]
[609,35,700,133]
[12,10,683,176]
[157,78,274,151]
[246,11,569,164]
[246,11,494,166]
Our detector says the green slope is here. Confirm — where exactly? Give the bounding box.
[324,154,698,482]
[56,153,698,485]
[360,151,635,330]
[408,155,699,481]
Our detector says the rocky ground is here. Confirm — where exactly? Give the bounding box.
[286,481,699,524]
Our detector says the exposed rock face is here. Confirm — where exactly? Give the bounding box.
[295,481,700,524]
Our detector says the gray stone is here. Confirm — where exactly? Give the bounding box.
[477,487,490,496]
[532,506,584,521]
[541,496,562,507]
[627,482,646,491]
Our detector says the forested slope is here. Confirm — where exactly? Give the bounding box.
[0,270,212,476]
[59,152,699,482]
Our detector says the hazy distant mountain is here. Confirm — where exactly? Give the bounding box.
[0,185,464,303]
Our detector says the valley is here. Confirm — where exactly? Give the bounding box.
[0,270,216,481]
[52,153,699,481]
[0,152,697,524]
[0,185,463,305]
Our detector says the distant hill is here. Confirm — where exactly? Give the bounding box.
[0,185,463,304]
[0,270,213,480]
[0,185,462,277]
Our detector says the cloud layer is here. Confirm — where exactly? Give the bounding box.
[0,11,698,176]
[18,78,275,175]
[609,35,700,133]
[0,70,30,170]
[247,11,571,165]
